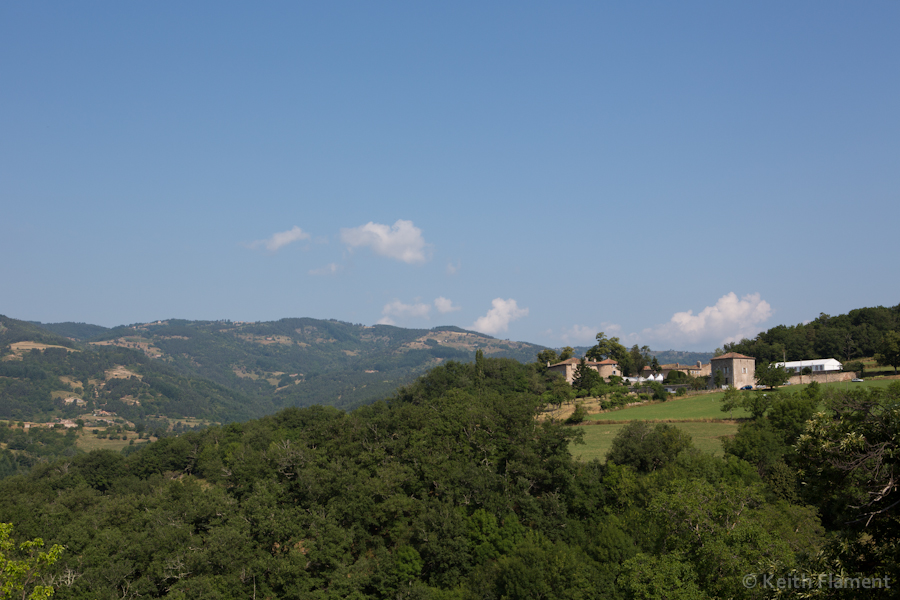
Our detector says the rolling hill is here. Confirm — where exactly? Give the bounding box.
[1,315,547,425]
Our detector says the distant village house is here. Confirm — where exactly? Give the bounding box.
[547,357,619,384]
[641,361,711,380]
[709,352,756,389]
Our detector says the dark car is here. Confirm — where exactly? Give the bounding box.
[740,385,753,390]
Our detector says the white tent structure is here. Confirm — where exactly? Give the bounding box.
[623,374,666,385]
[775,358,843,373]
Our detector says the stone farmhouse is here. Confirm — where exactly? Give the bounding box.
[641,361,711,380]
[547,357,620,384]
[709,352,756,389]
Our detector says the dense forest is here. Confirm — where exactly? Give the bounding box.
[723,304,900,364]
[1,355,897,599]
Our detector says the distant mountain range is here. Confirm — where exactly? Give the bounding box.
[1,315,547,425]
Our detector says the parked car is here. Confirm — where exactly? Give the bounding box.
[740,385,753,390]
[852,378,864,383]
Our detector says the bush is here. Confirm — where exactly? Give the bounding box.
[664,370,688,383]
[606,421,694,472]
[844,360,864,375]
[648,382,669,402]
[566,403,588,424]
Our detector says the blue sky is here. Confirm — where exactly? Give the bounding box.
[2,2,897,351]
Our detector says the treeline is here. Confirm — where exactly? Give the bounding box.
[0,424,80,479]
[724,304,900,363]
[1,358,896,599]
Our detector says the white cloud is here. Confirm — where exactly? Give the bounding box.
[446,261,461,275]
[249,226,310,252]
[471,298,528,335]
[309,263,340,276]
[378,299,432,325]
[559,325,598,345]
[640,293,773,348]
[557,325,599,345]
[554,323,622,345]
[340,219,429,264]
[434,297,461,314]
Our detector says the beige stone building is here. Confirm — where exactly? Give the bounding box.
[547,357,620,384]
[642,361,711,379]
[708,352,756,389]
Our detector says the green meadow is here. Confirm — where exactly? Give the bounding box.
[584,390,750,421]
[571,421,738,462]
[571,378,895,462]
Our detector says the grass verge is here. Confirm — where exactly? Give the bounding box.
[571,421,738,462]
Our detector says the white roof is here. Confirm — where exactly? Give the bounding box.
[776,358,842,368]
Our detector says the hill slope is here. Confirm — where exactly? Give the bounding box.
[3,316,546,424]
[724,303,900,363]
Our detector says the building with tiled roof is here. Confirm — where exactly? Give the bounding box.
[547,357,620,384]
[642,361,711,380]
[709,352,755,389]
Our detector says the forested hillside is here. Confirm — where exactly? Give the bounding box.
[724,303,900,364]
[1,358,896,599]
[36,317,543,411]
[1,316,545,425]
[0,316,254,425]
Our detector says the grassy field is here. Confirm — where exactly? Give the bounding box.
[584,378,896,424]
[584,391,751,421]
[76,434,140,452]
[571,379,895,463]
[571,421,738,462]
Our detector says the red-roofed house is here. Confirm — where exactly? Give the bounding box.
[547,357,620,384]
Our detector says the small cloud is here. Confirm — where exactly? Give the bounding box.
[434,297,461,314]
[309,263,340,276]
[554,322,621,345]
[471,298,528,335]
[249,226,311,252]
[378,299,432,325]
[446,261,461,275]
[560,325,598,345]
[639,292,773,348]
[340,219,430,264]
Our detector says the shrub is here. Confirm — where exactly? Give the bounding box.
[845,360,864,375]
[648,382,669,402]
[606,421,693,472]
[566,403,588,424]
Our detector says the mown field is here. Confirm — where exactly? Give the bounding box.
[571,378,895,463]
[584,390,750,421]
[572,421,738,462]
